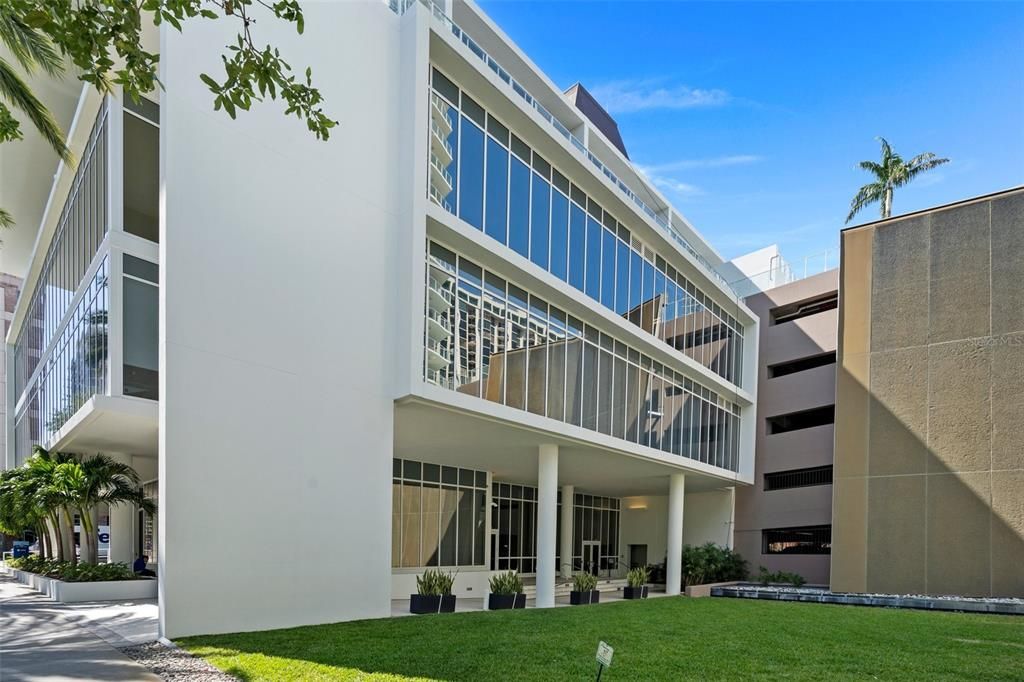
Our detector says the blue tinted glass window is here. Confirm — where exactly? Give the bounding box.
[601,228,616,309]
[642,259,655,332]
[530,173,550,270]
[615,239,630,315]
[585,216,601,300]
[668,282,682,327]
[550,190,569,281]
[655,270,666,327]
[642,259,654,305]
[458,117,484,230]
[441,106,458,213]
[484,137,508,244]
[629,249,642,310]
[568,204,586,292]
[508,155,530,257]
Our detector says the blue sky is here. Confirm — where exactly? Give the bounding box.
[478,1,1024,264]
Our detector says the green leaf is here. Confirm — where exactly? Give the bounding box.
[199,74,220,91]
[22,10,49,28]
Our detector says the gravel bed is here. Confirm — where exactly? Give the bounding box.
[121,641,238,681]
[728,584,1024,605]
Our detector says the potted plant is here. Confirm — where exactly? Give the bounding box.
[410,569,456,614]
[487,570,526,610]
[569,572,600,605]
[623,566,649,599]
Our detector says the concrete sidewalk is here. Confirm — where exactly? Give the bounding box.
[0,574,160,681]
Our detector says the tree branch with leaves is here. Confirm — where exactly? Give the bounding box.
[0,0,336,228]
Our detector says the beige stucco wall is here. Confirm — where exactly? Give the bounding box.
[734,269,839,585]
[833,188,1024,597]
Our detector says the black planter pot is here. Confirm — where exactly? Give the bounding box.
[623,585,649,600]
[410,594,457,614]
[569,590,601,605]
[488,593,526,610]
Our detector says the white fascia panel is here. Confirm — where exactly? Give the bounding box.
[404,382,746,485]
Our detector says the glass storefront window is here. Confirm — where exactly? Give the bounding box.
[392,458,487,568]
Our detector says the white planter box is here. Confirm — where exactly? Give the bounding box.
[2,565,157,602]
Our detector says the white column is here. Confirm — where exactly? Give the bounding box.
[107,453,136,565]
[109,501,136,565]
[536,444,559,608]
[559,485,574,578]
[665,473,686,596]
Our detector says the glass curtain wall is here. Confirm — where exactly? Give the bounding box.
[491,482,539,573]
[491,484,621,576]
[140,481,158,564]
[14,258,109,455]
[392,458,487,568]
[13,103,109,401]
[10,97,160,462]
[122,256,158,399]
[427,67,744,387]
[424,241,742,472]
[573,493,620,573]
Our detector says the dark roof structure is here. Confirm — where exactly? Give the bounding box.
[564,83,629,159]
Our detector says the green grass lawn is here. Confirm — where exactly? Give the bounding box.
[178,597,1024,681]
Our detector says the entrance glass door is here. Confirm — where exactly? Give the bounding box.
[582,541,600,575]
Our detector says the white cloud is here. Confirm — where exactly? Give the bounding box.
[589,79,731,114]
[648,176,704,198]
[634,155,762,203]
[640,155,763,174]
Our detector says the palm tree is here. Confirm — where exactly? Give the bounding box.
[73,454,155,564]
[0,11,72,228]
[1,447,154,565]
[24,448,77,561]
[846,137,949,223]
[0,466,49,556]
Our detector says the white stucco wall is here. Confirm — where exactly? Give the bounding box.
[159,1,406,637]
[619,488,735,568]
[391,569,493,601]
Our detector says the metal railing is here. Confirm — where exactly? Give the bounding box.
[730,248,839,298]
[429,152,454,188]
[427,276,454,304]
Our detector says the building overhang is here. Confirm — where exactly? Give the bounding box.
[395,386,752,495]
[47,395,158,456]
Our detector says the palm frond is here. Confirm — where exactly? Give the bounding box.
[0,56,71,162]
[0,12,63,77]
[0,207,13,229]
[846,182,885,224]
[875,137,893,166]
[858,160,885,179]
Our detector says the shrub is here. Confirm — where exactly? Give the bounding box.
[7,556,137,582]
[572,572,598,592]
[757,566,807,587]
[415,569,455,596]
[626,566,650,588]
[680,543,749,587]
[488,570,523,595]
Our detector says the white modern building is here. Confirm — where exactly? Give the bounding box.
[3,0,758,637]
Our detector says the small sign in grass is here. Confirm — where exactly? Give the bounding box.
[595,640,613,679]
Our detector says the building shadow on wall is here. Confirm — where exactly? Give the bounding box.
[832,345,1024,599]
